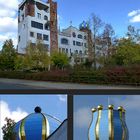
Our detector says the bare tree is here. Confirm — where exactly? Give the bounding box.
[126,25,140,43]
[90,13,104,69]
[102,24,115,56]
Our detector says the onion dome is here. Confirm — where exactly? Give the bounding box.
[79,21,89,30]
[89,105,129,140]
[13,107,61,140]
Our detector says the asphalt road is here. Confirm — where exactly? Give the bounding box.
[0,78,139,90]
[0,82,45,89]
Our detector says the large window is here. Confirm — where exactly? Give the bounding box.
[31,21,43,30]
[61,38,69,45]
[37,33,42,40]
[43,34,49,41]
[78,34,83,39]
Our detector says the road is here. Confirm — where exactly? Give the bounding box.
[0,82,45,89]
[0,78,139,90]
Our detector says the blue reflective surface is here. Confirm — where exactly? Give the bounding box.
[24,113,43,140]
[99,110,109,140]
[13,113,61,140]
[88,110,129,140]
[89,112,98,140]
[113,111,123,140]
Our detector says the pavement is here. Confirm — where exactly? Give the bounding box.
[0,78,139,90]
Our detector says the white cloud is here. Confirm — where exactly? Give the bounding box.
[74,107,91,128]
[129,15,140,23]
[0,0,21,48]
[0,17,18,33]
[128,9,140,23]
[0,0,19,11]
[0,9,16,18]
[0,101,28,140]
[110,95,140,111]
[57,95,67,102]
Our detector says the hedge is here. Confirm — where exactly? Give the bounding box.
[0,65,139,86]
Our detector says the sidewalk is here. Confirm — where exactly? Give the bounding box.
[0,78,139,89]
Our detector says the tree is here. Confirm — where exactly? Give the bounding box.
[2,117,16,140]
[24,41,50,71]
[126,25,140,43]
[102,24,115,55]
[105,39,140,66]
[90,13,104,69]
[0,39,16,70]
[51,51,69,69]
[14,55,25,70]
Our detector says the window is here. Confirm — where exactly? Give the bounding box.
[84,35,87,40]
[43,34,49,41]
[18,36,20,42]
[30,32,34,37]
[79,50,82,55]
[73,41,75,46]
[62,48,65,52]
[37,13,41,19]
[37,33,42,40]
[72,32,76,37]
[78,34,83,39]
[84,43,87,47]
[44,15,48,20]
[76,41,82,46]
[75,50,78,54]
[66,49,68,53]
[61,38,69,45]
[44,23,50,30]
[23,24,25,29]
[22,14,24,21]
[31,21,43,30]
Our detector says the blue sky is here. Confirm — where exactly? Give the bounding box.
[0,94,67,139]
[74,95,140,140]
[0,94,67,120]
[0,0,140,49]
[52,0,140,37]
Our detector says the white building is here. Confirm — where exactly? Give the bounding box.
[18,0,51,54]
[18,0,91,65]
[58,26,88,60]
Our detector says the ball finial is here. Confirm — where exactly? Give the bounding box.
[34,106,42,113]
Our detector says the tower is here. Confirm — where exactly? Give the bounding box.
[88,105,129,140]
[79,21,93,62]
[48,0,58,53]
[18,0,58,55]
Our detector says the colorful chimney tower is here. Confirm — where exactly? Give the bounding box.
[88,105,129,140]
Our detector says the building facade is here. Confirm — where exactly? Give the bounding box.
[88,105,129,140]
[18,0,91,64]
[18,0,58,55]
